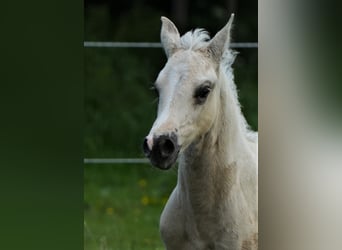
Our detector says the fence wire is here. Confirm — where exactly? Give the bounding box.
[84,41,258,49]
[84,158,150,164]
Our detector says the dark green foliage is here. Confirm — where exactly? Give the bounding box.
[85,47,164,157]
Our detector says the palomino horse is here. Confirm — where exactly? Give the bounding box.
[143,14,258,250]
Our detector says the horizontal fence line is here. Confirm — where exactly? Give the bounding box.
[84,41,258,49]
[84,158,150,164]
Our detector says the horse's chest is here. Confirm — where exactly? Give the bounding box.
[162,213,235,250]
[160,188,236,249]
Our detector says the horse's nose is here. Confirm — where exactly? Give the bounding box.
[143,133,179,170]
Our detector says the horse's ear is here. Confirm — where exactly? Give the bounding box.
[160,16,181,58]
[207,13,235,63]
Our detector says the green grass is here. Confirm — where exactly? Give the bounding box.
[84,164,177,250]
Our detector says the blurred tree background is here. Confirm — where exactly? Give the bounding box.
[84,0,257,249]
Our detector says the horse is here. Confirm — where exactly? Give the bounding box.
[143,14,258,250]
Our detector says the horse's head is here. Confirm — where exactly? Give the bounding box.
[143,14,234,169]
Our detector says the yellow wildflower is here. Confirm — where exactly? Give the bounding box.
[106,207,113,215]
[141,195,150,206]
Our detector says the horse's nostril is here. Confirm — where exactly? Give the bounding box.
[160,138,175,157]
[147,133,179,169]
[143,138,151,157]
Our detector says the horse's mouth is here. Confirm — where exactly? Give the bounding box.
[149,149,179,170]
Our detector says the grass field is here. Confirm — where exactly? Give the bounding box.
[84,164,177,250]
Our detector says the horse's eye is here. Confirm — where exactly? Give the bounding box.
[194,86,211,104]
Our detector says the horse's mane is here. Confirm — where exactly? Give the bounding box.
[180,29,257,141]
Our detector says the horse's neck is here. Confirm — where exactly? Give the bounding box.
[178,68,248,210]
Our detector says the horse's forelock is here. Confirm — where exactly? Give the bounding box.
[179,29,236,69]
[180,29,210,51]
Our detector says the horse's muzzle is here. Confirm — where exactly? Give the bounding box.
[143,132,179,170]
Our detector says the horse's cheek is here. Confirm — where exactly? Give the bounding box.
[203,100,218,125]
[198,111,214,134]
